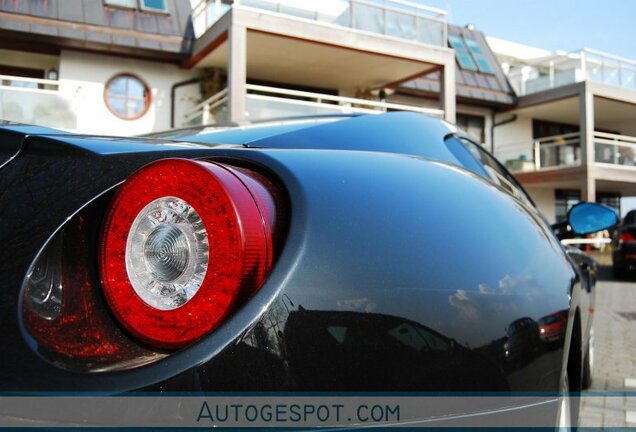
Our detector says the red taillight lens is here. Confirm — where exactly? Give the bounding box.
[620,232,636,244]
[100,159,275,349]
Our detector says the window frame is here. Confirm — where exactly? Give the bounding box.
[103,73,152,121]
[103,0,169,14]
[103,0,137,9]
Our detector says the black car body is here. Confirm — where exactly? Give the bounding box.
[0,113,604,427]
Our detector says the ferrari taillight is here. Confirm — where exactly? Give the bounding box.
[99,159,276,349]
[619,232,636,244]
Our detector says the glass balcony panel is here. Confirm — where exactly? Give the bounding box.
[603,61,621,87]
[351,2,384,34]
[616,146,636,166]
[185,113,204,127]
[620,66,636,90]
[594,137,636,167]
[416,16,443,45]
[540,146,559,168]
[279,4,316,20]
[559,145,578,166]
[525,75,551,94]
[240,0,278,12]
[315,0,351,26]
[595,142,617,164]
[246,95,359,120]
[0,88,76,130]
[554,69,577,87]
[516,49,636,94]
[385,10,416,40]
[207,2,231,20]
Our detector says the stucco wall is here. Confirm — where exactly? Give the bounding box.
[525,186,556,223]
[58,50,199,135]
[493,114,534,165]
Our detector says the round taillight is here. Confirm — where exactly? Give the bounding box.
[100,159,274,348]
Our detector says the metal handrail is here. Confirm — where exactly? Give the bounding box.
[189,88,229,112]
[594,131,636,144]
[183,84,444,126]
[0,74,60,87]
[246,84,444,115]
[246,93,378,114]
[534,131,581,144]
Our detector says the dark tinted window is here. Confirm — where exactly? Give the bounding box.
[555,189,580,223]
[539,316,558,325]
[445,136,532,205]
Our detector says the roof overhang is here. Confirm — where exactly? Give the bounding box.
[503,82,636,128]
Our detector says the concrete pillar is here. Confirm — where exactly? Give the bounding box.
[582,176,596,204]
[440,63,456,124]
[227,23,247,123]
[580,84,596,202]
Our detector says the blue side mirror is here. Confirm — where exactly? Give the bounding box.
[568,202,619,235]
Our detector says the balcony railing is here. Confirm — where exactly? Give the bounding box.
[182,84,444,126]
[594,131,636,166]
[511,48,636,96]
[192,0,447,46]
[0,75,77,130]
[498,131,636,173]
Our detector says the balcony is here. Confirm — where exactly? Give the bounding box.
[193,0,447,47]
[182,84,443,126]
[0,75,76,130]
[509,48,636,96]
[497,131,636,173]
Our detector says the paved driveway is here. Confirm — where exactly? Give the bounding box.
[579,264,636,428]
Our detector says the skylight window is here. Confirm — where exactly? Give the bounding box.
[464,36,494,73]
[464,37,483,54]
[449,34,477,71]
[448,35,466,50]
[456,52,477,70]
[449,34,495,74]
[473,55,494,73]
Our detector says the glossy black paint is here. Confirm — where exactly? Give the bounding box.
[0,114,590,413]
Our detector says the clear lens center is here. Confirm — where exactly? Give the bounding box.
[125,197,209,310]
[144,224,190,282]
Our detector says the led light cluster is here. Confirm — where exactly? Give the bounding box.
[100,159,274,348]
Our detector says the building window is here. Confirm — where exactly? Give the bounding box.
[104,0,168,12]
[104,74,151,120]
[456,113,485,144]
[598,192,621,217]
[555,189,580,223]
[140,0,168,12]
